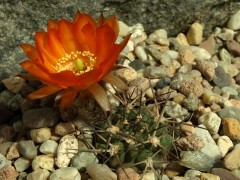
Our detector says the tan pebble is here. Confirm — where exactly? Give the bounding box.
[118,20,129,37]
[117,168,140,180]
[229,99,240,109]
[32,155,54,171]
[223,144,240,170]
[199,34,216,55]
[223,118,240,140]
[217,136,234,157]
[54,122,75,136]
[114,67,138,83]
[179,79,203,97]
[187,22,203,45]
[134,46,148,61]
[6,143,19,160]
[180,121,195,136]
[196,60,215,81]
[176,33,189,46]
[0,165,19,180]
[200,173,220,180]
[2,77,25,94]
[178,48,195,65]
[176,134,205,151]
[165,162,185,178]
[173,93,186,105]
[30,128,51,143]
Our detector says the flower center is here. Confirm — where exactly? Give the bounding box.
[54,51,96,75]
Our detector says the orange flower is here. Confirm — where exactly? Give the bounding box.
[20,12,131,111]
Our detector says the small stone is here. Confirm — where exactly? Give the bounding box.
[0,125,15,142]
[218,106,240,121]
[178,48,195,65]
[128,77,151,99]
[200,173,220,180]
[217,136,234,157]
[235,73,240,85]
[117,168,140,180]
[23,108,59,129]
[176,33,189,46]
[213,66,232,88]
[182,93,199,111]
[129,60,146,71]
[30,128,51,143]
[211,168,240,180]
[32,155,54,171]
[0,165,19,180]
[198,112,221,134]
[71,152,99,172]
[114,67,138,83]
[229,99,240,109]
[179,151,215,172]
[187,22,203,45]
[224,144,240,170]
[227,10,240,30]
[6,94,24,111]
[148,29,169,46]
[145,46,162,61]
[226,40,240,56]
[202,92,221,105]
[134,46,148,61]
[39,140,58,155]
[141,171,157,180]
[217,28,234,41]
[188,46,211,60]
[0,142,13,156]
[218,61,239,77]
[17,140,37,159]
[199,34,216,55]
[180,121,195,136]
[176,134,204,151]
[219,48,232,63]
[14,157,31,172]
[27,169,50,180]
[0,153,11,169]
[2,77,25,94]
[86,163,117,180]
[222,87,238,96]
[165,101,189,122]
[165,162,186,178]
[222,118,240,140]
[54,122,75,136]
[55,135,78,168]
[6,143,19,160]
[49,167,81,180]
[195,124,221,160]
[118,20,129,37]
[196,60,215,81]
[184,169,201,179]
[179,79,203,97]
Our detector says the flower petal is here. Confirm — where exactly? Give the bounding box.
[48,19,58,31]
[60,90,79,109]
[103,73,128,91]
[88,83,111,112]
[81,23,96,53]
[20,44,40,62]
[104,16,119,40]
[27,85,62,100]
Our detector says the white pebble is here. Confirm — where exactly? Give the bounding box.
[198,112,221,134]
[217,136,234,157]
[227,10,240,30]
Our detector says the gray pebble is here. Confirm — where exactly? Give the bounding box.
[144,66,167,78]
[17,140,37,159]
[71,152,99,172]
[183,93,199,111]
[129,60,146,71]
[213,66,232,88]
[40,140,58,155]
[179,151,215,172]
[165,101,189,122]
[219,48,232,63]
[145,46,162,61]
[14,157,31,172]
[155,77,171,89]
[0,153,11,169]
[221,87,238,96]
[23,108,59,129]
[49,167,81,180]
[27,169,50,180]
[218,106,240,121]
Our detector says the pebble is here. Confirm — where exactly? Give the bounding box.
[179,151,215,172]
[148,29,169,46]
[165,162,185,178]
[17,140,37,159]
[198,112,221,134]
[195,60,215,81]
[118,20,130,37]
[32,155,54,171]
[213,66,232,88]
[221,87,238,96]
[226,40,240,56]
[49,167,81,180]
[54,122,75,136]
[218,61,239,77]
[164,101,189,122]
[223,144,240,170]
[55,135,78,168]
[2,76,25,94]
[235,73,240,85]
[117,168,140,180]
[27,169,50,180]
[219,48,232,63]
[178,48,195,65]
[188,46,211,60]
[176,33,189,46]
[227,10,240,30]
[114,67,138,83]
[187,22,203,45]
[6,93,24,111]
[211,168,240,180]
[180,121,195,136]
[176,134,204,151]
[218,106,240,121]
[30,127,51,143]
[217,136,234,157]
[184,169,201,179]
[0,153,11,169]
[0,90,15,108]
[229,99,240,109]
[217,28,235,41]
[195,125,221,160]
[182,93,199,111]
[71,152,99,172]
[39,140,58,155]
[145,46,162,61]
[134,46,148,61]
[127,77,151,99]
[141,171,157,180]
[86,163,117,180]
[0,142,13,156]
[14,157,31,172]
[0,165,19,180]
[0,124,15,142]
[6,142,20,160]
[179,79,203,97]
[23,108,59,129]
[222,118,240,140]
[129,59,146,71]
[199,34,216,55]
[200,173,220,180]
